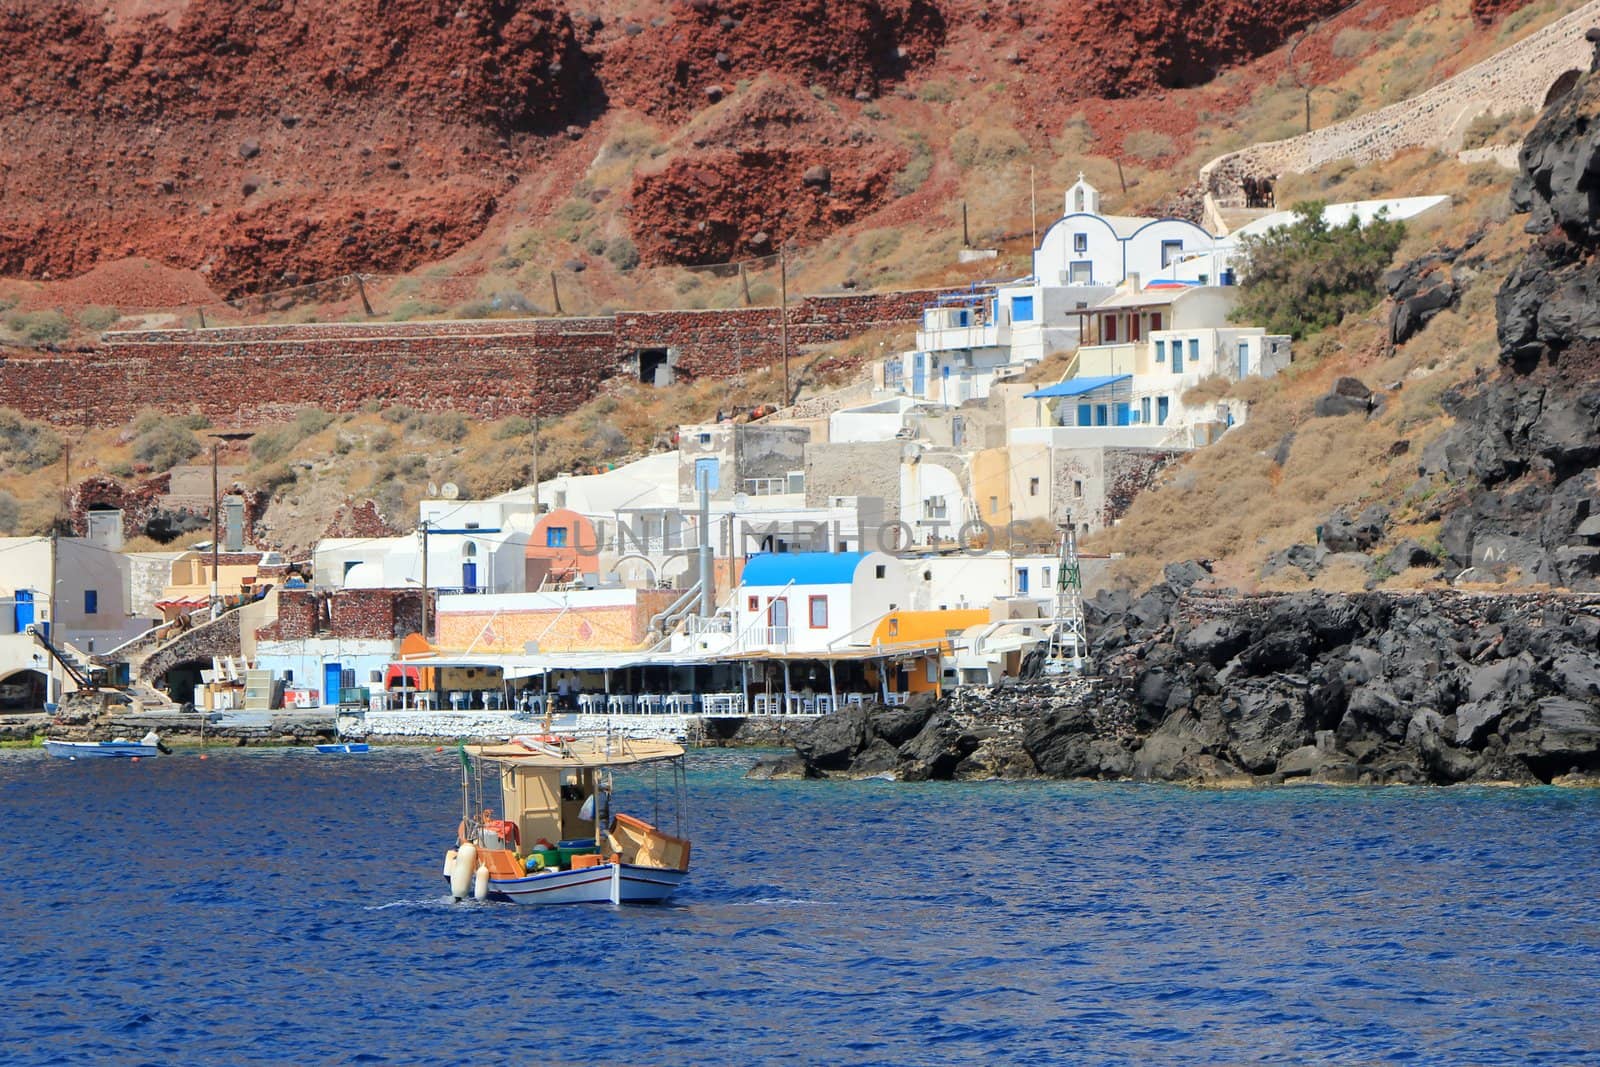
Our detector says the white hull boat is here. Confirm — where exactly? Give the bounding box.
[441,736,692,907]
[487,861,687,905]
[46,731,167,759]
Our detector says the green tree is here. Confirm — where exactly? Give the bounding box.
[1230,201,1406,340]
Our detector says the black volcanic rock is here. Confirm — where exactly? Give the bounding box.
[1431,69,1600,586]
[761,586,1600,786]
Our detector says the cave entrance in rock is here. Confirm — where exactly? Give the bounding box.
[1545,69,1583,108]
[635,347,674,387]
[158,659,210,707]
[0,669,48,711]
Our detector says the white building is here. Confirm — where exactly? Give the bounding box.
[0,535,155,706]
[533,452,679,517]
[315,498,535,595]
[1017,281,1291,449]
[882,174,1227,409]
[1035,175,1224,289]
[733,551,906,654]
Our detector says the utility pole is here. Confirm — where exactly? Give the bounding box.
[419,520,430,639]
[530,413,541,515]
[206,431,253,617]
[354,273,374,317]
[779,247,790,406]
[1030,166,1038,252]
[47,526,57,706]
[210,439,220,616]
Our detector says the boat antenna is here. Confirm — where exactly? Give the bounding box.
[457,740,473,832]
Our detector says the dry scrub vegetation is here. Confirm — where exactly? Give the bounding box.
[1094,148,1525,591]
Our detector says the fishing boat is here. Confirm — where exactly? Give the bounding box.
[443,735,691,906]
[46,730,169,759]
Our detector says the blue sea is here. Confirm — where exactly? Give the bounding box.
[1,747,1597,1065]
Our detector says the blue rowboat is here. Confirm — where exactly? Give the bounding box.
[315,742,370,754]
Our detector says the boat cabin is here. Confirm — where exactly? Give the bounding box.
[464,738,691,880]
[497,760,598,850]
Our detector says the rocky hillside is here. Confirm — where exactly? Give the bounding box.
[756,565,1600,786]
[0,0,1548,297]
[1428,67,1600,586]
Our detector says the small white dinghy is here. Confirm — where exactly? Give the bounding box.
[442,735,691,906]
[46,730,169,759]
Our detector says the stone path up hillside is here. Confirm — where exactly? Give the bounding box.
[1201,0,1600,220]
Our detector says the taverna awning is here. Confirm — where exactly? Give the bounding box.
[1024,374,1132,399]
[401,649,728,679]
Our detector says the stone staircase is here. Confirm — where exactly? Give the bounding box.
[90,610,215,711]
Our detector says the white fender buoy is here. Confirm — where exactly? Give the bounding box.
[473,864,489,902]
[450,841,477,901]
[443,849,458,880]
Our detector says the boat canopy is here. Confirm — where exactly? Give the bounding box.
[467,736,685,769]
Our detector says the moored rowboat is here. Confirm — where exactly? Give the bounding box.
[46,731,167,759]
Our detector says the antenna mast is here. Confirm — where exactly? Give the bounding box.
[1043,515,1088,675]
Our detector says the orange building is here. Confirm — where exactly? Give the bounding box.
[526,508,600,589]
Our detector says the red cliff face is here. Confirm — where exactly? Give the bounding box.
[0,0,588,294]
[602,0,944,115]
[0,0,1460,291]
[626,79,905,265]
[996,0,1354,100]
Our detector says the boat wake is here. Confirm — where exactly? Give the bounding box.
[364,898,455,912]
[729,897,828,907]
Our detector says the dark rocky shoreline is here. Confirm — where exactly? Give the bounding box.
[748,52,1600,789]
[752,571,1600,787]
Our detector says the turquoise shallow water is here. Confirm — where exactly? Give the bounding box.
[1,746,1597,1065]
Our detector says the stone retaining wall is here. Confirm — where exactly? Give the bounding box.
[0,286,948,426]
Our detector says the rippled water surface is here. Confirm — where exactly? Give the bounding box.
[1,747,1597,1065]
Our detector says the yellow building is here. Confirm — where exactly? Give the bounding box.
[869,608,990,695]
[969,447,1014,532]
[154,551,264,620]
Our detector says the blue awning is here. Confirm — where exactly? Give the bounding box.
[741,551,869,587]
[1024,374,1132,399]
